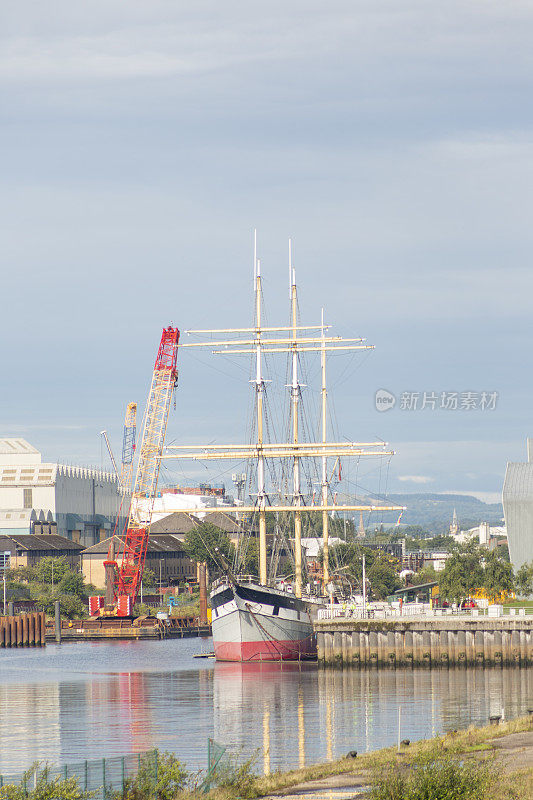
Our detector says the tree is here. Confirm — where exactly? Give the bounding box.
[6,557,94,618]
[409,565,438,586]
[326,543,400,599]
[238,538,259,576]
[142,568,157,588]
[515,561,533,597]
[184,523,234,575]
[366,552,401,599]
[57,571,85,598]
[482,550,514,602]
[438,541,484,604]
[32,557,71,586]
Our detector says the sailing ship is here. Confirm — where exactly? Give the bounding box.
[164,237,403,661]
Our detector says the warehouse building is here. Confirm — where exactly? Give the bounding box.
[0,533,84,570]
[0,438,127,547]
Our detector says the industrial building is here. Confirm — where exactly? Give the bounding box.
[0,438,127,547]
[0,534,84,570]
[149,509,247,545]
[503,438,533,570]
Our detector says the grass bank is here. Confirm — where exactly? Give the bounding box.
[245,714,533,798]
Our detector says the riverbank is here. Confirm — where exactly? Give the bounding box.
[245,714,533,799]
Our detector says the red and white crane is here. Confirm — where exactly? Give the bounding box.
[92,326,180,617]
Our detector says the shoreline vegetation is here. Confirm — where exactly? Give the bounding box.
[4,716,533,800]
[249,714,533,799]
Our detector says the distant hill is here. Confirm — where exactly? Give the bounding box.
[377,493,503,534]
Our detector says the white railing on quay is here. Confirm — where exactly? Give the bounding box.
[316,604,533,621]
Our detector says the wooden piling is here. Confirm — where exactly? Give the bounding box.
[9,616,16,647]
[22,614,29,646]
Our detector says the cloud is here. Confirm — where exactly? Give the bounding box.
[398,475,434,484]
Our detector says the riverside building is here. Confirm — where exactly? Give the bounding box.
[503,437,533,570]
[0,438,126,547]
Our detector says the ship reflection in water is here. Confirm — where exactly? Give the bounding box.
[1,640,533,775]
[212,661,533,772]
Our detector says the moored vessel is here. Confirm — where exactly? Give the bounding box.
[211,578,319,661]
[165,235,404,662]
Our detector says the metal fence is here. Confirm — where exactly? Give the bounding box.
[0,749,158,800]
[317,605,533,620]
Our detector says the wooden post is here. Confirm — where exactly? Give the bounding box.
[22,614,29,646]
[16,615,23,647]
[54,601,61,644]
[199,563,208,625]
[40,612,46,646]
[9,616,16,647]
[29,613,36,645]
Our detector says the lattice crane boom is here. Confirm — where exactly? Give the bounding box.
[115,327,180,605]
[119,402,137,490]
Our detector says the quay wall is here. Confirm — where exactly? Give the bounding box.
[315,617,533,668]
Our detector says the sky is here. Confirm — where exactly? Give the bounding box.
[1,1,533,504]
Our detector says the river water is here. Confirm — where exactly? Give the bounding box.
[1,638,533,777]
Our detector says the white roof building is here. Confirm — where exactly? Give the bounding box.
[301,537,343,560]
[0,438,127,547]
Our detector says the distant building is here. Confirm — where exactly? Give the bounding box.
[0,533,84,571]
[134,487,234,523]
[301,537,343,563]
[149,512,200,537]
[451,522,507,548]
[148,509,246,546]
[170,484,226,498]
[0,438,127,546]
[394,581,438,603]
[449,508,459,537]
[503,438,533,570]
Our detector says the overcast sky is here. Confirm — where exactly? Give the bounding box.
[2,1,533,503]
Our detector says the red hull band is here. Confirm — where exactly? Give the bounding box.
[214,637,316,662]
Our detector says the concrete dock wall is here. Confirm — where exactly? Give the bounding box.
[315,618,533,667]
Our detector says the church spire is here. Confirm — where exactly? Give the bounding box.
[450,508,459,536]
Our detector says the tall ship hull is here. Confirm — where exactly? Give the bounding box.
[211,580,320,662]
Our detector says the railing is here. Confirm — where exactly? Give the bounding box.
[317,605,533,621]
[0,750,157,800]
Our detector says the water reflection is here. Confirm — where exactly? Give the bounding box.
[1,641,533,776]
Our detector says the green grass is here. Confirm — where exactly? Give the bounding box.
[503,599,533,608]
[246,715,533,798]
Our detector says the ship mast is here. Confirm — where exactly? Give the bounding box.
[167,237,406,594]
[321,309,329,588]
[254,242,268,584]
[289,242,303,597]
